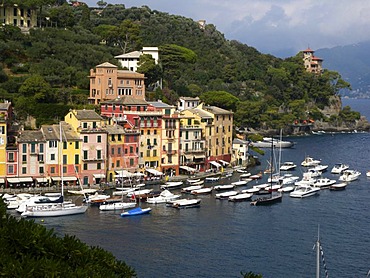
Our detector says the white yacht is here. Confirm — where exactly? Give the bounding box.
[290,184,320,198]
[301,156,321,167]
[280,162,297,171]
[339,170,361,182]
[331,163,349,174]
[313,178,336,189]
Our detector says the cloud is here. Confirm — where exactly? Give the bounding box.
[84,0,370,57]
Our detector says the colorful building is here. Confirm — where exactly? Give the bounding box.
[303,47,323,74]
[88,62,146,105]
[64,110,107,185]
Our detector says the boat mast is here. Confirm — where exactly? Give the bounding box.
[59,122,64,198]
[316,225,320,278]
[270,136,274,195]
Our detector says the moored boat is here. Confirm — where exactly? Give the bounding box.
[289,184,320,198]
[329,182,347,191]
[120,207,151,217]
[228,193,252,202]
[190,187,213,195]
[338,169,361,182]
[213,184,235,191]
[170,199,201,209]
[215,190,239,199]
[331,163,349,174]
[160,181,183,190]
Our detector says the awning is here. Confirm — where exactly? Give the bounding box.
[7,178,20,183]
[0,178,5,183]
[36,177,48,183]
[146,168,163,176]
[183,154,193,160]
[219,159,230,166]
[194,154,205,159]
[210,161,222,168]
[180,165,198,172]
[18,177,33,183]
[93,174,106,179]
[115,170,135,178]
[52,176,77,182]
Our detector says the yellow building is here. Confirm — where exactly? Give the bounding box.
[0,102,11,181]
[0,4,37,31]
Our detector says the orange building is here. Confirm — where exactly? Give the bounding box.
[88,62,146,105]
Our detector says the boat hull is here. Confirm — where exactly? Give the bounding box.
[21,204,87,217]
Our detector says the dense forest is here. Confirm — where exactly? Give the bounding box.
[0,0,361,130]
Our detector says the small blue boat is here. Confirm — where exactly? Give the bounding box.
[120,207,152,217]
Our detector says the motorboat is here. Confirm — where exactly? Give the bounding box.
[5,193,34,210]
[264,184,282,192]
[85,193,111,206]
[309,164,329,172]
[329,183,347,191]
[99,201,136,211]
[146,190,181,204]
[120,207,151,217]
[204,177,220,182]
[251,137,294,148]
[307,168,322,178]
[112,187,136,196]
[68,188,98,195]
[289,184,320,198]
[241,187,260,194]
[331,163,349,174]
[16,194,64,213]
[280,162,297,171]
[249,173,263,180]
[239,173,252,179]
[187,178,200,184]
[236,168,249,173]
[160,181,183,190]
[228,193,253,202]
[301,156,321,167]
[126,189,153,198]
[213,184,235,191]
[313,178,336,189]
[231,180,250,186]
[339,170,361,182]
[278,185,295,193]
[190,187,213,195]
[187,180,204,186]
[170,199,201,209]
[280,174,300,185]
[181,185,203,193]
[215,190,239,199]
[295,172,317,186]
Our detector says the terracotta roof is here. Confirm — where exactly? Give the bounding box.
[96,62,118,68]
[101,97,148,105]
[312,56,323,61]
[203,105,233,115]
[73,110,102,120]
[303,47,314,53]
[18,130,45,143]
[116,70,145,78]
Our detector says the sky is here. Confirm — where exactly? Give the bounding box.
[84,0,370,58]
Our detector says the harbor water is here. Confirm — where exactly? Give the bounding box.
[10,99,370,278]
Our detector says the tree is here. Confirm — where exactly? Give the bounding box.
[137,54,162,88]
[18,75,51,102]
[113,19,142,53]
[199,90,239,111]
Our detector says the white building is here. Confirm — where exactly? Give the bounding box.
[177,97,200,111]
[115,47,159,72]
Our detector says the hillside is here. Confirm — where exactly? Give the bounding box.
[0,2,362,132]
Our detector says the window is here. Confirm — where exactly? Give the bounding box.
[39,167,44,174]
[146,150,150,157]
[111,147,114,155]
[83,150,88,160]
[97,150,101,159]
[83,123,88,129]
[116,160,120,167]
[8,165,14,174]
[130,146,134,153]
[22,167,26,174]
[63,166,67,173]
[51,167,55,174]
[83,163,88,170]
[97,163,101,170]
[8,153,14,162]
[49,141,57,148]
[51,153,55,161]
[31,143,36,153]
[39,144,44,153]
[154,138,157,145]
[38,154,44,162]
[84,136,88,143]
[75,141,79,149]
[118,147,121,154]
[74,154,79,164]
[63,142,67,149]
[63,155,67,165]
[130,158,134,166]
[97,135,101,143]
[153,150,157,157]
[22,155,27,163]
[22,144,27,153]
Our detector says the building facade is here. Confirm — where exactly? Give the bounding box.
[303,48,323,74]
[0,4,37,31]
[88,62,146,105]
[115,47,159,72]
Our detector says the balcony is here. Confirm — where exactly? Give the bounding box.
[163,150,177,155]
[82,157,104,162]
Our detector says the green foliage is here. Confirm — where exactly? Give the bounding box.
[0,3,352,130]
[0,199,136,277]
[137,54,162,88]
[339,105,361,121]
[200,90,239,111]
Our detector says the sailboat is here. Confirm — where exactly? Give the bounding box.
[250,135,283,206]
[21,123,88,217]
